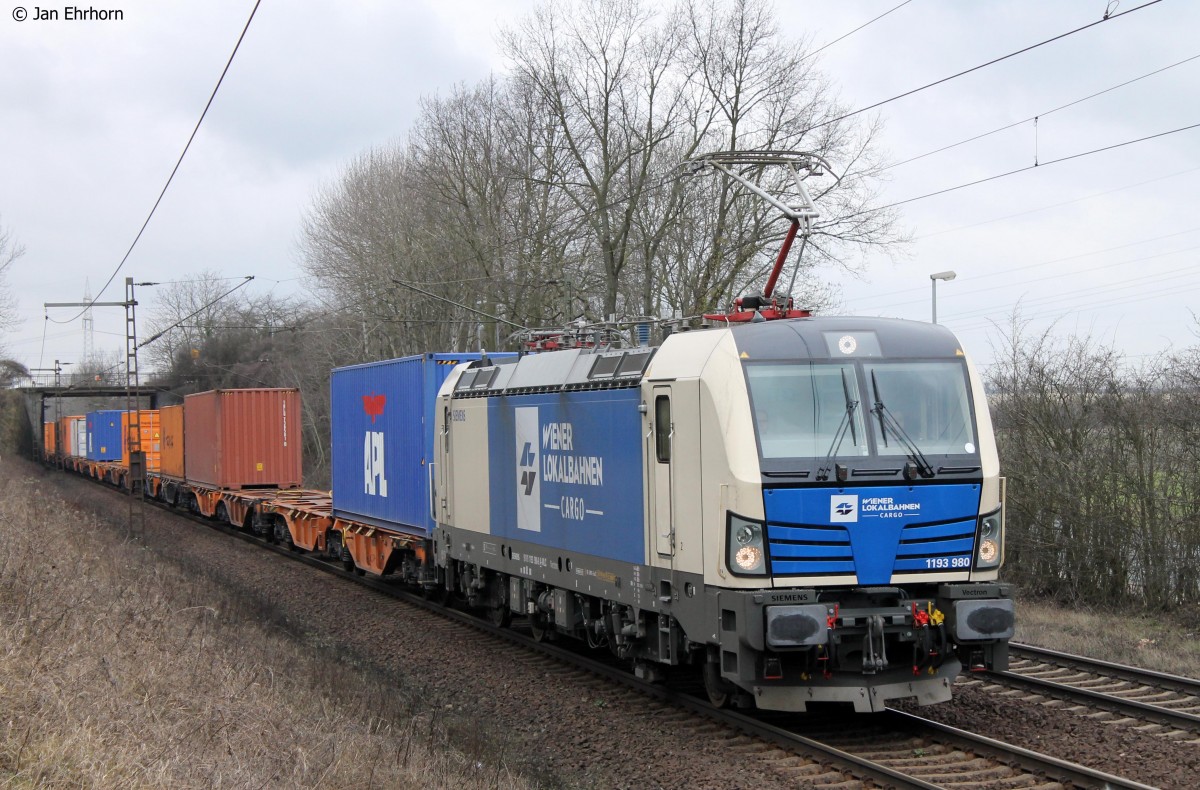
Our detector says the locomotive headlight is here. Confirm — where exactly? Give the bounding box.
[975,508,1003,569]
[727,513,768,576]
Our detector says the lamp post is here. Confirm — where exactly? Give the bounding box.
[930,270,956,324]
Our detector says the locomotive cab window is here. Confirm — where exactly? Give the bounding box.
[865,361,975,456]
[745,362,867,459]
[744,359,978,462]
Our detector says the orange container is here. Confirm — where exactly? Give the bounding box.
[120,410,162,472]
[159,404,185,478]
[43,421,56,457]
[183,389,302,489]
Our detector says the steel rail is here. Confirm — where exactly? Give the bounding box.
[883,710,1156,790]
[1011,641,1200,696]
[989,643,1200,730]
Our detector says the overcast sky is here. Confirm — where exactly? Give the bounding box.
[2,0,1196,379]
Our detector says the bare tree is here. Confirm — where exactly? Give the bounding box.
[499,0,694,319]
[0,219,25,338]
[143,271,255,374]
[303,0,907,341]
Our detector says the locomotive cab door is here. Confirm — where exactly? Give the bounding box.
[437,395,453,526]
[650,386,675,558]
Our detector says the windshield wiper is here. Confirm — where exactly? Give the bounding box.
[817,369,859,482]
[870,370,934,479]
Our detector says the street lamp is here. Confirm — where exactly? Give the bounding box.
[930,270,956,324]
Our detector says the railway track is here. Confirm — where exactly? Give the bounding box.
[971,642,1200,737]
[102,487,1155,790]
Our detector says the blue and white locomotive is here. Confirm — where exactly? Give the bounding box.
[431,314,1013,712]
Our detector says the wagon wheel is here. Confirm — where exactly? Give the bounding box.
[329,534,355,572]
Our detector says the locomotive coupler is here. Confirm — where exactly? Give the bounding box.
[862,614,888,674]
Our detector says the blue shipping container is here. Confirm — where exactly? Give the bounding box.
[87,409,124,461]
[331,352,513,534]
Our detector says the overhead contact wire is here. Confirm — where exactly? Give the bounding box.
[822,122,1200,225]
[803,0,913,61]
[51,0,263,325]
[801,0,1164,135]
[885,52,1200,172]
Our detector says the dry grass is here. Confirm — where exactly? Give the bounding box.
[1015,595,1200,678]
[0,476,530,789]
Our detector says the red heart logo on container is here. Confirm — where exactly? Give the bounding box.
[362,394,386,424]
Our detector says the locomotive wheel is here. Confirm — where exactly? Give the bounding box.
[529,615,555,643]
[703,660,734,709]
[488,604,512,629]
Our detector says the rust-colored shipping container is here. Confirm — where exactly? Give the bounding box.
[42,421,56,457]
[120,410,161,472]
[184,389,302,489]
[159,404,185,478]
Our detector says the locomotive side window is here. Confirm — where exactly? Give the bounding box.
[654,395,671,463]
[589,354,622,379]
[616,350,653,378]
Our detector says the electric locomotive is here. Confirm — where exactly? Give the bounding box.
[431,314,1011,712]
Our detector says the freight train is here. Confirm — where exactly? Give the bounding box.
[41,152,1013,713]
[43,315,1013,713]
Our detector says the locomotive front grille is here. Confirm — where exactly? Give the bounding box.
[766,518,978,580]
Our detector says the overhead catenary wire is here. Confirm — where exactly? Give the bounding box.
[799,0,1163,136]
[37,313,48,371]
[803,0,913,61]
[820,121,1200,227]
[940,257,1200,322]
[137,276,255,349]
[884,52,1200,172]
[841,246,1200,325]
[948,277,1200,337]
[915,165,1200,240]
[50,0,263,325]
[845,225,1200,307]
